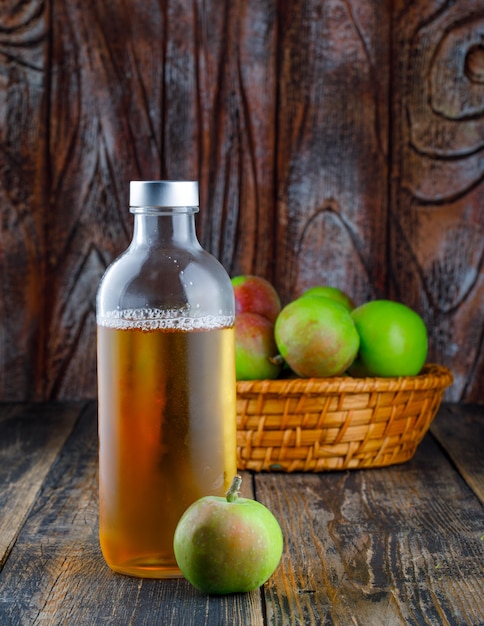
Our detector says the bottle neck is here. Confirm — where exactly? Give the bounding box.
[131,210,199,248]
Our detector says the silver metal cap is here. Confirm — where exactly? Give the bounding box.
[129,181,199,209]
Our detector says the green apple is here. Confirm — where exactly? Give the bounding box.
[173,476,283,594]
[235,312,281,380]
[348,299,428,377]
[231,275,281,323]
[274,296,360,377]
[301,285,355,312]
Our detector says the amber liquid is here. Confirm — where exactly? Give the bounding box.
[97,319,237,578]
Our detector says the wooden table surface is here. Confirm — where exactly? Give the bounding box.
[0,402,482,625]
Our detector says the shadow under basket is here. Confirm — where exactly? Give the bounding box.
[236,364,453,472]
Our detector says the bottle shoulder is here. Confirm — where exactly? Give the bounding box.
[97,245,234,319]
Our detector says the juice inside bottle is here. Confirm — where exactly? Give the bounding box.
[97,312,237,578]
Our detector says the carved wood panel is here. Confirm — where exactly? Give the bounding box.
[0,0,482,401]
[0,1,48,398]
[391,1,484,401]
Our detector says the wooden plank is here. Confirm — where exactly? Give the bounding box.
[45,0,165,399]
[0,403,264,625]
[0,1,49,400]
[255,433,484,625]
[275,0,390,305]
[431,403,484,505]
[194,0,278,279]
[390,1,484,402]
[0,403,83,569]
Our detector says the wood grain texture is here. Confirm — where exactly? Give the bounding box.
[390,2,484,402]
[275,0,389,305]
[0,402,263,625]
[431,403,484,506]
[45,1,165,398]
[0,0,482,402]
[195,0,278,279]
[0,402,82,568]
[0,0,49,399]
[0,402,482,625]
[256,432,484,625]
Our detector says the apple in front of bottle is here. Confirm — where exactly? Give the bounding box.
[173,476,284,594]
[235,312,282,380]
[231,275,281,323]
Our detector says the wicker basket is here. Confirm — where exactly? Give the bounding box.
[236,364,453,472]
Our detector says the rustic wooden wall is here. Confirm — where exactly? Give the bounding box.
[0,0,482,402]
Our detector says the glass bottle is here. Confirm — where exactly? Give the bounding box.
[96,180,237,578]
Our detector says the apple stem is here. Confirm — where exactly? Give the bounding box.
[269,354,285,366]
[225,475,242,502]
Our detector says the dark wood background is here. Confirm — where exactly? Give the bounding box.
[0,0,483,402]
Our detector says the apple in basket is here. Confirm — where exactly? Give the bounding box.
[231,275,281,323]
[234,312,282,380]
[274,294,360,377]
[348,300,428,377]
[173,475,284,594]
[300,285,355,312]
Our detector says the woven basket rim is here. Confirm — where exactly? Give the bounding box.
[236,363,453,396]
